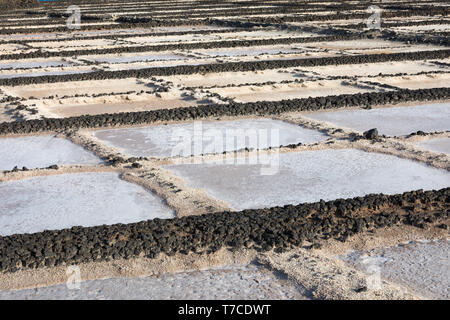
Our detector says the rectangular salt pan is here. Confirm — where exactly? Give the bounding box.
[304,103,450,136]
[0,60,72,70]
[0,69,93,79]
[0,135,101,170]
[196,46,303,57]
[413,138,450,154]
[0,172,174,236]
[164,149,450,210]
[93,119,327,158]
[87,53,185,64]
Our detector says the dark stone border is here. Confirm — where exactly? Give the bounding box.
[1,88,449,135]
[0,187,447,273]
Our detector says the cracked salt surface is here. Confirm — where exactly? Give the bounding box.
[341,240,450,299]
[164,149,450,210]
[0,264,306,300]
[413,138,450,154]
[93,119,326,158]
[0,135,101,170]
[0,172,174,236]
[304,103,450,136]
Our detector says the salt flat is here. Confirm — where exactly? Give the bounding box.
[304,103,450,136]
[210,80,377,103]
[164,149,450,210]
[93,118,327,158]
[413,138,450,154]
[0,172,174,236]
[0,135,101,170]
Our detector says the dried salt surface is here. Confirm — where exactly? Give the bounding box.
[304,103,450,136]
[341,240,450,300]
[125,30,314,45]
[0,69,94,79]
[5,78,151,99]
[164,149,450,210]
[159,68,305,88]
[413,138,450,154]
[301,39,442,55]
[393,24,450,33]
[300,61,443,78]
[0,264,306,300]
[194,45,304,57]
[44,98,200,118]
[304,39,403,50]
[368,74,450,90]
[0,135,101,170]
[84,53,186,64]
[210,80,377,103]
[0,172,174,236]
[93,119,327,158]
[0,60,72,70]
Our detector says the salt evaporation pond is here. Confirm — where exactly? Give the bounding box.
[0,69,94,79]
[164,149,450,210]
[304,103,450,136]
[87,53,185,64]
[197,46,303,57]
[0,264,306,300]
[413,138,450,154]
[0,172,175,236]
[0,60,72,70]
[93,119,327,158]
[0,135,101,170]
